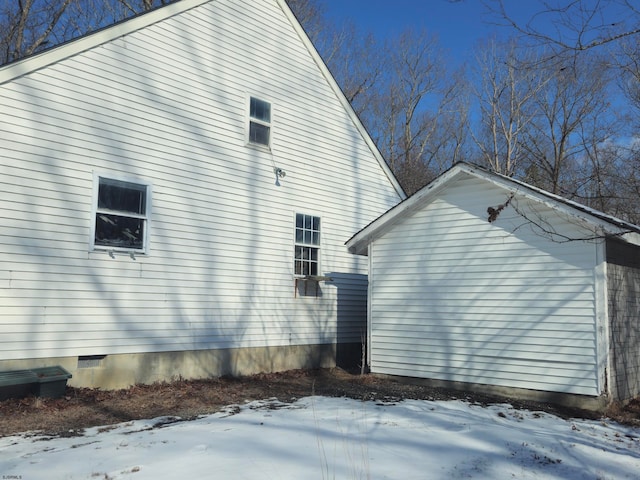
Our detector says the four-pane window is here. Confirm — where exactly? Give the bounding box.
[295,213,320,276]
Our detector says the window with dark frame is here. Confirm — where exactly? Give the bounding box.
[249,97,271,147]
[94,177,149,252]
[294,213,320,276]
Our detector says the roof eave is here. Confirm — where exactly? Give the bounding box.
[476,169,640,244]
[346,164,469,255]
[0,0,212,85]
[346,162,640,254]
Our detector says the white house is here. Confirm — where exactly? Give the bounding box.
[347,163,640,408]
[0,0,405,389]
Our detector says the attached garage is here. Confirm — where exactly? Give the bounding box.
[346,163,640,408]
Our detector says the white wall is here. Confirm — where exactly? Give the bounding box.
[369,174,602,396]
[0,0,401,361]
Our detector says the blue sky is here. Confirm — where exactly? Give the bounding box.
[321,1,635,65]
[321,1,535,63]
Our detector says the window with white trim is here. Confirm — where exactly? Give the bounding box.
[248,96,271,147]
[93,176,151,252]
[294,213,320,276]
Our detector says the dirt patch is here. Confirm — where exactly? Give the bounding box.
[0,368,637,437]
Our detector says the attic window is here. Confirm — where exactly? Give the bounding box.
[248,97,271,147]
[92,175,151,253]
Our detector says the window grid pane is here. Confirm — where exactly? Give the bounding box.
[295,214,320,246]
[249,121,270,146]
[294,214,320,276]
[294,246,318,276]
[95,214,145,249]
[250,97,271,122]
[98,180,146,214]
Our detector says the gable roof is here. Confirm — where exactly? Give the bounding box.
[346,162,640,255]
[0,0,210,83]
[0,0,405,199]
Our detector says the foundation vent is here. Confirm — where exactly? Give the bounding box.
[77,355,106,369]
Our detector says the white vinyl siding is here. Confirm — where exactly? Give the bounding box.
[368,175,600,396]
[0,0,401,360]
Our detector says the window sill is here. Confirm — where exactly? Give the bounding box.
[91,247,146,258]
[294,275,332,282]
[246,141,272,153]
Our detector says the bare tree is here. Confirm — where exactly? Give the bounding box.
[518,52,614,195]
[290,2,469,194]
[489,0,640,57]
[481,0,640,222]
[286,0,326,43]
[577,142,624,214]
[116,0,161,14]
[615,147,640,224]
[361,29,468,194]
[471,38,548,177]
[436,71,471,171]
[325,29,384,116]
[618,46,640,105]
[0,0,75,63]
[287,0,384,117]
[0,0,176,65]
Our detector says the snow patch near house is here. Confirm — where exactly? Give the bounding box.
[1,396,639,479]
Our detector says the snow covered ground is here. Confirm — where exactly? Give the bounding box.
[1,396,639,479]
